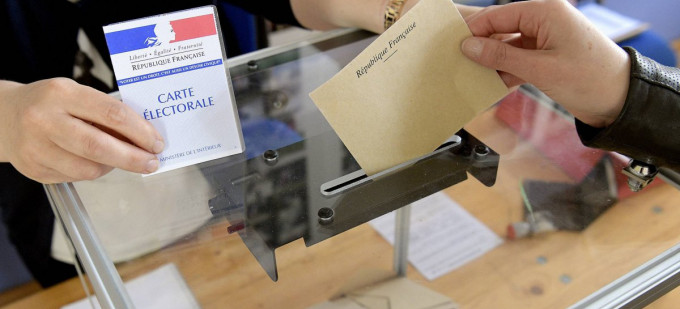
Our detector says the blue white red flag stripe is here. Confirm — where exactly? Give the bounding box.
[105,14,217,55]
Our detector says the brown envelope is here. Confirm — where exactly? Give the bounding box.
[309,0,508,175]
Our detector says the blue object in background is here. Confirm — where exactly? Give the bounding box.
[619,30,677,67]
[578,0,677,67]
[219,3,259,54]
[603,0,680,43]
[241,119,303,160]
[0,213,32,293]
[578,1,677,67]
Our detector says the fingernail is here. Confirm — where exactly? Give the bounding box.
[146,159,159,173]
[152,140,165,154]
[462,38,483,59]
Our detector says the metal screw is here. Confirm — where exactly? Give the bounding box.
[652,206,663,214]
[263,150,278,165]
[247,60,258,71]
[473,145,490,159]
[318,207,334,225]
[622,159,658,192]
[627,179,644,192]
[266,91,288,111]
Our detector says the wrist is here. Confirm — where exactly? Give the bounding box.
[291,0,388,33]
[593,48,631,128]
[0,81,22,162]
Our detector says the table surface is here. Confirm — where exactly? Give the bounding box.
[13,29,680,309]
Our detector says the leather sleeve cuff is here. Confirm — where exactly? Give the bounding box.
[575,47,680,169]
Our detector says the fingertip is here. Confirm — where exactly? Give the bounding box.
[145,158,160,174]
[461,37,484,60]
[152,140,165,154]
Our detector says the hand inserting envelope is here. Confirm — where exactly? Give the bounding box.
[309,0,508,175]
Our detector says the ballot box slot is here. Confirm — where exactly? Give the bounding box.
[320,135,463,197]
[320,170,369,196]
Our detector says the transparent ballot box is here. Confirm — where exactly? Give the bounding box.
[45,29,680,309]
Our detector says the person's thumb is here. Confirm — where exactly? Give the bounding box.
[461,37,535,84]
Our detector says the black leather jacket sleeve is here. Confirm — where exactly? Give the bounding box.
[575,47,680,171]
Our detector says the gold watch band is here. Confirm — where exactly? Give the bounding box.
[384,0,408,30]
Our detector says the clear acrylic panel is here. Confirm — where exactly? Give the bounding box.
[47,29,680,309]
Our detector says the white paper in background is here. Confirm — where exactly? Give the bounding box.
[62,263,200,309]
[370,192,502,281]
[308,277,458,309]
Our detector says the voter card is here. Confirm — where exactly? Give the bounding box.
[103,6,244,175]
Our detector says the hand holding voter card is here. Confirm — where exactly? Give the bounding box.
[104,6,244,175]
[0,77,164,183]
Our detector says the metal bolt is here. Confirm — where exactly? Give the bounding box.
[627,178,644,192]
[622,160,658,192]
[266,91,288,111]
[473,145,490,159]
[263,150,278,165]
[247,60,258,71]
[318,207,334,225]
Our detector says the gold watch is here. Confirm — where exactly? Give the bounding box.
[384,0,408,30]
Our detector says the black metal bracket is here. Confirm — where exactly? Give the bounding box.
[206,129,500,281]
